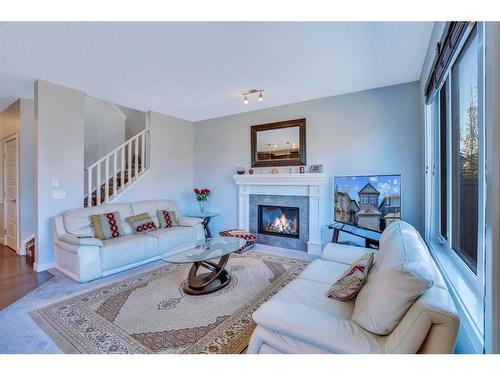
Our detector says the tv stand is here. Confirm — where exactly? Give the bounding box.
[328,222,381,250]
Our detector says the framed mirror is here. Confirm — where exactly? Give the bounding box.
[251,118,306,168]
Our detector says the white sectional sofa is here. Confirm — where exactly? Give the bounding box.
[53,199,204,282]
[248,221,459,354]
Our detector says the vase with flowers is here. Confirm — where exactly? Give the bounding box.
[194,188,211,215]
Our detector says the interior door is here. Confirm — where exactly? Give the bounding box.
[5,138,18,251]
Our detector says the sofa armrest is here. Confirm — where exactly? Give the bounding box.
[321,242,374,264]
[58,233,104,247]
[178,216,205,241]
[252,299,382,353]
[178,216,203,227]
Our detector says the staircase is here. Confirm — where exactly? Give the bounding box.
[84,129,149,207]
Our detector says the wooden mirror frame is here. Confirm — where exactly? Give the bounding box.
[251,118,306,168]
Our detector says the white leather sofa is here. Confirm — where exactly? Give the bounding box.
[248,221,459,354]
[53,199,204,282]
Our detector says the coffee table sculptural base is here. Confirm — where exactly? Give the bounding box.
[162,237,245,296]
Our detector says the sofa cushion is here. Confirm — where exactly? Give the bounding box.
[131,200,178,228]
[297,258,350,285]
[157,210,180,229]
[146,226,197,255]
[126,213,158,234]
[351,221,435,335]
[272,277,355,320]
[64,204,134,237]
[101,234,159,271]
[90,212,126,240]
[327,252,374,301]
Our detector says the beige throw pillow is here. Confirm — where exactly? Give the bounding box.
[327,252,374,301]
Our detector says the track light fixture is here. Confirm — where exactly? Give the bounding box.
[242,89,264,104]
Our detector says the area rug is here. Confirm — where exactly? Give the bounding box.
[33,251,308,354]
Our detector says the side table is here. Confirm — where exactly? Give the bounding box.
[185,212,218,239]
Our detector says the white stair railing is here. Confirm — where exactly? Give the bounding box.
[85,128,149,207]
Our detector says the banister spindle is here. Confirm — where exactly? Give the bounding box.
[105,157,110,201]
[121,145,125,190]
[87,167,92,207]
[113,151,117,197]
[141,132,146,172]
[96,162,101,206]
[134,136,139,177]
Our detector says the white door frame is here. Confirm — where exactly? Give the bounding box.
[2,133,20,254]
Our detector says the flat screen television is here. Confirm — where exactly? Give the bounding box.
[334,174,401,232]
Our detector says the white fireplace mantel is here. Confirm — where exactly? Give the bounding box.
[233,173,327,256]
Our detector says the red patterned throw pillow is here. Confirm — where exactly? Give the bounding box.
[125,213,158,234]
[156,210,179,229]
[327,252,374,301]
[89,212,124,240]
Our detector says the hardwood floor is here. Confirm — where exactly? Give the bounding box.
[0,244,53,310]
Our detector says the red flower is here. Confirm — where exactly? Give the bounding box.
[194,188,200,194]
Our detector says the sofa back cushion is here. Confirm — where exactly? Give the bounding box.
[351,221,436,335]
[131,200,178,228]
[64,204,134,237]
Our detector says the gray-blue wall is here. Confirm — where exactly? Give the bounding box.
[194,81,423,245]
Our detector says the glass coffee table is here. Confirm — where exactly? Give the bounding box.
[162,237,245,296]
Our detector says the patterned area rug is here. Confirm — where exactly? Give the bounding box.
[33,252,307,354]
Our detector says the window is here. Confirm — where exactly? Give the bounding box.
[450,26,480,273]
[439,82,447,240]
[427,23,483,277]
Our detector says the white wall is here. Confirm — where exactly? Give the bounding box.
[114,111,194,214]
[35,80,85,269]
[194,82,423,244]
[84,97,126,168]
[123,106,147,140]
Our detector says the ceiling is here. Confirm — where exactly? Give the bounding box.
[0,22,433,122]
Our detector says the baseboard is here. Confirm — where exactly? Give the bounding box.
[34,261,55,272]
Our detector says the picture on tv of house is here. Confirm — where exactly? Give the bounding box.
[334,174,401,232]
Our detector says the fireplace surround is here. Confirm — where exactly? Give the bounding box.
[233,172,327,256]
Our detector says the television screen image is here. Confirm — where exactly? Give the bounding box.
[334,174,401,232]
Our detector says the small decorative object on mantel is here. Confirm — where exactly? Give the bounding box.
[249,168,254,175]
[309,164,323,173]
[300,166,305,173]
[194,188,211,215]
[271,168,279,174]
[236,167,245,175]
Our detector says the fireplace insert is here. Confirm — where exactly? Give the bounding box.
[258,205,299,238]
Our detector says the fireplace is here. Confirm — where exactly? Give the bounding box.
[258,205,300,239]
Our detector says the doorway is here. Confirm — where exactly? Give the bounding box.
[1,134,19,253]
